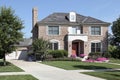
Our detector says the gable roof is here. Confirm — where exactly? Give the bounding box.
[37,12,110,25]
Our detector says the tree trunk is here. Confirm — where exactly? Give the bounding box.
[3,53,6,66]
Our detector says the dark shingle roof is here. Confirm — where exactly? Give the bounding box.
[37,12,110,25]
[15,38,32,47]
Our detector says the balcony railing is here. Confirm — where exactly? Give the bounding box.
[68,33,88,42]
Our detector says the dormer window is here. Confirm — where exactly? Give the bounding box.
[69,12,76,22]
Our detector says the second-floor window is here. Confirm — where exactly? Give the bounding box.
[91,26,101,35]
[48,26,59,35]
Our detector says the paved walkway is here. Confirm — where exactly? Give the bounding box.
[8,60,105,80]
[0,72,28,76]
[69,69,120,73]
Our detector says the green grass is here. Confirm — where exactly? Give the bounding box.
[0,60,23,72]
[82,70,120,80]
[42,61,120,70]
[110,58,120,64]
[0,75,38,80]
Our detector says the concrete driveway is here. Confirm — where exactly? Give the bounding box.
[8,60,105,80]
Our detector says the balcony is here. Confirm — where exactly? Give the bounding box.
[68,26,88,42]
[68,34,88,42]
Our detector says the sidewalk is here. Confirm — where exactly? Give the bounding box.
[0,72,28,76]
[8,60,105,80]
[69,69,120,73]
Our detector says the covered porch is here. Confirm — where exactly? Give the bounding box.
[68,34,88,57]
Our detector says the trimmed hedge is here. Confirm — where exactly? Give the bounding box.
[48,50,68,58]
[89,52,101,60]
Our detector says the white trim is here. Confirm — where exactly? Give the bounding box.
[91,40,101,43]
[46,25,48,35]
[101,26,103,36]
[68,35,88,42]
[59,26,61,35]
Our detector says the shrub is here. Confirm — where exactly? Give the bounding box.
[60,50,68,57]
[102,52,111,58]
[0,53,4,59]
[89,52,101,60]
[108,45,120,59]
[32,38,49,60]
[48,50,68,58]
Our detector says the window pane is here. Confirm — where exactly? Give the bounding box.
[49,43,52,50]
[91,43,95,52]
[91,48,95,52]
[96,43,101,48]
[96,48,101,52]
[91,43,95,48]
[54,43,58,50]
[91,26,101,35]
[48,26,59,35]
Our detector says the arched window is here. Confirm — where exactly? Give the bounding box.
[49,39,60,50]
[91,40,101,52]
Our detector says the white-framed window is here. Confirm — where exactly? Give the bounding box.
[91,26,101,35]
[49,39,60,50]
[48,26,59,35]
[91,42,101,52]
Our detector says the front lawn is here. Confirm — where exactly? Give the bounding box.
[42,61,120,70]
[0,75,38,80]
[110,58,120,64]
[0,60,23,72]
[82,70,120,80]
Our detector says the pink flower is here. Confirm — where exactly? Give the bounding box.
[79,54,86,58]
[71,54,76,58]
[85,59,95,62]
[96,57,109,61]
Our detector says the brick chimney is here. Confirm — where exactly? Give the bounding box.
[32,7,38,27]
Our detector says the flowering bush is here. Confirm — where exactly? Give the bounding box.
[96,57,109,62]
[84,57,109,63]
[85,59,95,62]
[79,54,86,58]
[71,54,77,58]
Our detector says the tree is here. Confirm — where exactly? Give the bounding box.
[0,6,24,65]
[112,17,120,47]
[108,33,115,45]
[111,17,120,59]
[32,38,49,61]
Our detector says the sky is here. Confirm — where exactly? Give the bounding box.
[0,0,120,38]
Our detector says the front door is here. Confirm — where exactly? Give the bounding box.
[72,43,78,56]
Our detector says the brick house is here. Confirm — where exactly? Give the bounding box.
[32,8,110,57]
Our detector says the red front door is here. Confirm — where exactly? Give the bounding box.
[72,43,77,55]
